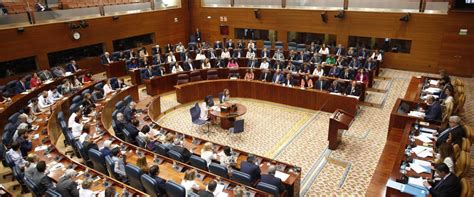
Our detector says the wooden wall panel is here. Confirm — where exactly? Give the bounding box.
[191,1,474,77]
[0,1,190,71]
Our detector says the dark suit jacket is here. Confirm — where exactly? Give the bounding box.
[182,62,194,71]
[32,172,54,195]
[198,190,214,197]
[261,174,285,192]
[56,178,79,197]
[272,74,284,84]
[328,84,342,93]
[150,175,167,196]
[15,81,27,93]
[429,173,461,197]
[100,55,111,65]
[345,85,361,96]
[259,72,273,82]
[123,106,136,122]
[240,161,261,182]
[66,63,77,73]
[124,123,139,140]
[282,79,296,86]
[100,147,112,158]
[436,125,465,148]
[424,101,442,122]
[169,145,192,162]
[82,141,99,155]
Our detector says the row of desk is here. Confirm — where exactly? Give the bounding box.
[368,76,442,196]
[145,95,302,197]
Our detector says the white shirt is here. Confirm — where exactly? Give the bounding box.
[38,95,51,109]
[79,133,88,143]
[195,53,206,61]
[371,52,383,61]
[221,51,231,59]
[260,62,270,69]
[172,65,184,73]
[103,84,113,95]
[199,102,208,121]
[444,96,454,105]
[71,121,83,138]
[246,51,256,59]
[201,62,211,69]
[79,188,95,197]
[68,113,77,128]
[167,55,176,63]
[312,69,324,77]
[201,150,216,166]
[7,149,25,167]
[181,180,197,196]
[319,48,329,55]
[443,157,454,173]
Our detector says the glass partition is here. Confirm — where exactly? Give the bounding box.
[348,0,420,12]
[286,0,344,10]
[104,2,152,16]
[348,36,373,49]
[234,0,282,8]
[113,33,155,51]
[47,43,104,67]
[374,38,412,53]
[0,13,30,26]
[35,7,101,24]
[155,0,181,9]
[0,56,37,78]
[425,0,449,13]
[234,28,277,42]
[201,0,232,7]
[287,32,337,46]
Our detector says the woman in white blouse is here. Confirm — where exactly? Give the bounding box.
[442,88,454,106]
[181,169,199,196]
[245,49,256,59]
[103,79,114,95]
[318,44,329,55]
[435,143,455,173]
[79,180,95,197]
[221,48,231,59]
[312,64,325,77]
[201,142,217,166]
[171,63,184,73]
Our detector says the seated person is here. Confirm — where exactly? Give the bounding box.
[169,138,192,162]
[100,140,113,158]
[199,98,211,121]
[434,143,455,173]
[52,66,66,77]
[422,95,442,122]
[328,80,342,93]
[327,65,340,78]
[272,70,284,84]
[15,78,29,93]
[182,59,195,71]
[221,89,230,103]
[300,74,313,89]
[152,65,166,76]
[56,169,79,197]
[259,69,273,82]
[282,73,296,87]
[68,108,82,128]
[435,116,465,148]
[123,101,137,121]
[201,58,212,69]
[199,180,217,197]
[79,180,95,197]
[153,54,165,65]
[103,79,115,96]
[82,93,96,116]
[272,60,284,70]
[218,146,236,170]
[92,89,104,101]
[261,165,285,193]
[148,165,166,195]
[364,58,377,70]
[111,147,127,180]
[227,58,239,68]
[166,52,177,63]
[82,135,99,155]
[339,67,354,80]
[201,142,217,167]
[127,59,140,70]
[299,63,310,75]
[82,72,93,83]
[312,64,324,77]
[28,98,43,115]
[181,169,199,196]
[66,60,80,73]
[136,154,149,173]
[195,51,207,61]
[240,154,261,183]
[38,70,53,81]
[354,68,368,85]
[47,88,62,103]
[244,69,255,81]
[29,73,42,89]
[171,63,184,73]
[345,81,361,97]
[6,143,27,167]
[314,77,327,91]
[78,124,91,144]
[141,66,154,80]
[101,52,112,64]
[247,57,258,68]
[15,128,32,157]
[32,161,54,195]
[125,119,140,141]
[221,48,231,59]
[423,163,461,197]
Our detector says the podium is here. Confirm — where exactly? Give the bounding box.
[328,109,354,150]
[105,61,127,78]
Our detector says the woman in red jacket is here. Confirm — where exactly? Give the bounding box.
[29,73,41,89]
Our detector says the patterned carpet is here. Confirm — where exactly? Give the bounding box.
[154,68,473,196]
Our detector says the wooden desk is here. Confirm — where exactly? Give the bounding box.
[128,69,142,85]
[96,86,270,196]
[104,61,127,78]
[0,70,86,133]
[175,79,359,116]
[210,103,247,129]
[147,96,301,197]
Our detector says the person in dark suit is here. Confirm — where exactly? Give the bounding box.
[328,80,342,93]
[15,78,28,93]
[259,69,273,82]
[31,161,54,195]
[141,66,154,80]
[123,101,137,122]
[14,129,32,157]
[182,59,195,71]
[339,67,354,80]
[314,77,327,91]
[282,73,296,87]
[240,155,261,182]
[327,65,340,78]
[100,140,113,158]
[334,44,345,56]
[101,52,112,65]
[124,119,140,141]
[272,70,284,84]
[435,116,465,148]
[345,81,361,96]
[169,139,192,162]
[423,96,442,122]
[423,163,461,197]
[195,28,202,42]
[148,165,166,195]
[56,169,79,197]
[152,65,165,77]
[82,135,99,154]
[66,60,79,73]
[260,165,285,192]
[198,180,217,197]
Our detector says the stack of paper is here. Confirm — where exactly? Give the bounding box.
[410,162,431,174]
[423,87,441,94]
[429,80,439,86]
[274,171,290,182]
[408,177,425,188]
[411,146,433,158]
[408,111,425,118]
[420,127,436,134]
[415,135,432,143]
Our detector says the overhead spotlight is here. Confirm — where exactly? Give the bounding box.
[320,11,328,23]
[334,10,345,19]
[17,27,24,33]
[400,13,410,22]
[112,16,119,20]
[79,20,89,28]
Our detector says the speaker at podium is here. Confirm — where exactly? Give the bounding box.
[328,109,354,150]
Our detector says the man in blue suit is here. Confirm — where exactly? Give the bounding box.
[148,165,167,195]
[240,155,261,182]
[261,165,285,192]
[123,101,136,122]
[424,95,442,122]
[15,78,28,93]
[66,60,79,73]
[272,70,284,84]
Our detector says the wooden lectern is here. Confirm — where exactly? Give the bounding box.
[328,109,354,150]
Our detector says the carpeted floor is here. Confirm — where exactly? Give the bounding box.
[154,68,474,196]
